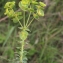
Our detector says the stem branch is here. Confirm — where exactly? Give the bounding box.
[27,18,34,27]
[23,11,25,27]
[26,12,31,26]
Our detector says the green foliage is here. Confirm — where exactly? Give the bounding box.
[0,34,5,43]
[4,1,15,9]
[4,1,22,23]
[39,46,58,63]
[4,0,45,63]
[37,9,44,16]
[0,0,63,63]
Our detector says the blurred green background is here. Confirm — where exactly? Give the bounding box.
[0,0,63,63]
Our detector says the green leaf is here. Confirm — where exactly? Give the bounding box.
[39,2,46,7]
[37,9,44,16]
[13,16,22,23]
[3,26,16,47]
[32,1,38,5]
[4,1,15,9]
[33,13,39,19]
[19,1,29,11]
[5,9,15,17]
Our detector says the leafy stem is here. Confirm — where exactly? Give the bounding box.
[20,40,25,63]
[4,1,45,63]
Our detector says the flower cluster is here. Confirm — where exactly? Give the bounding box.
[19,0,46,18]
[4,1,22,23]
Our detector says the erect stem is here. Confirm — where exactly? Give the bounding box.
[20,40,24,63]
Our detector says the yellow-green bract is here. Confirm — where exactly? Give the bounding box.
[4,1,15,9]
[19,30,28,41]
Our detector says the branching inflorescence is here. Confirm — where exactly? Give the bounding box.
[4,0,46,63]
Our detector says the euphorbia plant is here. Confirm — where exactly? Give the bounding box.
[4,0,46,63]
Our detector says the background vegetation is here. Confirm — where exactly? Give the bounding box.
[0,0,63,63]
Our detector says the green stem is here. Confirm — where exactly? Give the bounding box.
[18,19,23,27]
[20,40,24,63]
[27,18,34,27]
[26,12,31,26]
[23,11,25,27]
[16,16,23,27]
